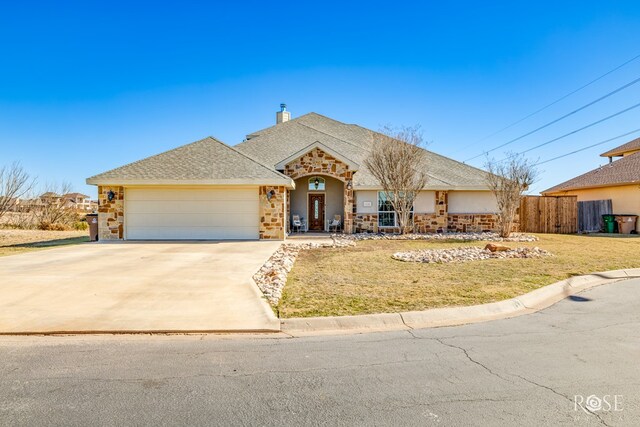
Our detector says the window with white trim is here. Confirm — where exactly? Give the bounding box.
[377,191,414,227]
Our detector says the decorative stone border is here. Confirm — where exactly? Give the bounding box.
[253,237,355,305]
[254,233,539,305]
[343,232,538,242]
[392,246,552,263]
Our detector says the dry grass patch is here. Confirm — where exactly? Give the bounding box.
[278,234,640,318]
[0,229,88,257]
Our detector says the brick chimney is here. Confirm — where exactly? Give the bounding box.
[276,103,290,124]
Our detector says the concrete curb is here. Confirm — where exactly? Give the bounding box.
[281,268,640,336]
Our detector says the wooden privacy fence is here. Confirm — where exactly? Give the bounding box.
[519,195,578,234]
[577,199,612,233]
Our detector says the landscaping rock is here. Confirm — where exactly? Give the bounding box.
[253,239,355,305]
[341,232,538,242]
[254,233,540,305]
[392,246,552,263]
[484,243,510,252]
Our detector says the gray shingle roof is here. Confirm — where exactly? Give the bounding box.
[87,137,291,185]
[235,113,491,190]
[543,151,640,193]
[87,113,492,190]
[600,137,640,158]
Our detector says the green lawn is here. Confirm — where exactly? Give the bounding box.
[278,234,640,318]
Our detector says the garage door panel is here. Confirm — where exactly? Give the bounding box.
[127,226,258,240]
[125,188,260,240]
[126,212,258,228]
[128,188,257,201]
[126,200,259,215]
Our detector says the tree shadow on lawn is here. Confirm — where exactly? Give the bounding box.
[4,236,89,249]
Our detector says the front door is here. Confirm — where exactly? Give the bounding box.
[308,194,325,231]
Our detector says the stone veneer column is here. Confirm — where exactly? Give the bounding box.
[343,171,354,234]
[97,186,125,240]
[434,190,448,231]
[259,186,286,240]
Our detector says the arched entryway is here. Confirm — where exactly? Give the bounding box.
[290,175,345,232]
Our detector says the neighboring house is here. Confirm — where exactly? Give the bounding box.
[38,192,62,207]
[543,137,640,230]
[62,193,93,211]
[86,106,499,241]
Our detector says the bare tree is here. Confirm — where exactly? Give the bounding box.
[0,162,35,221]
[32,182,78,230]
[485,154,538,238]
[364,125,428,234]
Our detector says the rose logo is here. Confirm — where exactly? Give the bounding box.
[586,395,603,411]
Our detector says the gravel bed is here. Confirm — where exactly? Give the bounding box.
[253,238,355,305]
[344,232,538,242]
[392,246,552,263]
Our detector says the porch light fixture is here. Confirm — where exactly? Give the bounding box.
[107,190,116,202]
[314,178,320,189]
[346,180,352,190]
[266,189,276,201]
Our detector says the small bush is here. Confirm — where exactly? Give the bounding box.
[73,221,88,231]
[39,221,70,231]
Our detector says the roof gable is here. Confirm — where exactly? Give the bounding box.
[87,137,292,186]
[275,141,360,170]
[235,112,491,190]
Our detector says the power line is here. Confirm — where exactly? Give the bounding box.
[494,101,640,162]
[533,128,640,166]
[464,75,640,162]
[454,52,640,154]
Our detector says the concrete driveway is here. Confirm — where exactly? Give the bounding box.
[0,241,282,333]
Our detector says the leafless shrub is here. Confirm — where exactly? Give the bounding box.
[7,207,38,229]
[32,182,79,230]
[0,162,35,221]
[364,125,428,234]
[485,154,538,238]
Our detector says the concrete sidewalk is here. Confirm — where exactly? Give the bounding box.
[0,241,281,333]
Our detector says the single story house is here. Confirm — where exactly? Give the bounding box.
[86,106,499,241]
[542,137,640,230]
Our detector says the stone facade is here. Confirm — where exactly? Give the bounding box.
[259,186,286,240]
[97,186,124,240]
[433,190,448,230]
[354,189,505,234]
[447,214,499,232]
[343,180,354,233]
[284,147,354,234]
[354,214,378,233]
[413,213,440,233]
[284,148,351,181]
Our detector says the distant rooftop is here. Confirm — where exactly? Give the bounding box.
[600,136,640,158]
[543,151,640,193]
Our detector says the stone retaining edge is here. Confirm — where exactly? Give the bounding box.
[281,268,640,336]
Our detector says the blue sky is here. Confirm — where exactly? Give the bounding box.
[1,1,639,197]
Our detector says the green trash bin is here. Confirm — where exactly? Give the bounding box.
[602,214,616,233]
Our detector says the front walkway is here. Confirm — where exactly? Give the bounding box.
[0,241,281,333]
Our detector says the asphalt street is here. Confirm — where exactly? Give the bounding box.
[1,279,639,426]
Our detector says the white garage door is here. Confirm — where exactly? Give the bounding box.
[125,188,259,240]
